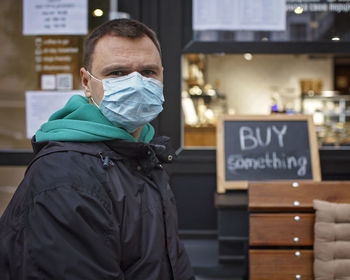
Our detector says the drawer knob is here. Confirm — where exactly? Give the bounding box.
[294,200,300,206]
[294,216,300,222]
[292,182,299,188]
[295,251,301,257]
[294,237,300,243]
[296,274,301,279]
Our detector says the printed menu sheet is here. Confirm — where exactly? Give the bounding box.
[193,0,286,31]
[25,90,84,138]
[23,0,88,35]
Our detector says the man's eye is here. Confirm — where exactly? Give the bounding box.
[109,71,125,77]
[141,70,156,76]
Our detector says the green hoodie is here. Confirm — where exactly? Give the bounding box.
[36,95,154,143]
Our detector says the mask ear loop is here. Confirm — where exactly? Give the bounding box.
[86,70,101,107]
[90,96,99,107]
[86,70,101,82]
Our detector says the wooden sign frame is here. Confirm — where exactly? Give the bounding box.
[216,115,321,193]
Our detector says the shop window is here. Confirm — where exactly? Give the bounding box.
[0,0,109,150]
[0,2,37,149]
[181,54,350,148]
[193,1,350,43]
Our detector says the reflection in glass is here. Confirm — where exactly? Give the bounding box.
[182,54,350,148]
[194,7,350,42]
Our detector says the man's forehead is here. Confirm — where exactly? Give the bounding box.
[94,35,158,55]
[90,35,161,70]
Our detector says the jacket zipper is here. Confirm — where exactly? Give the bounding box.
[99,153,115,168]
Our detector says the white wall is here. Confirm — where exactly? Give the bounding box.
[206,54,333,114]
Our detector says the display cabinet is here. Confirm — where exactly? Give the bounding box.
[301,94,350,146]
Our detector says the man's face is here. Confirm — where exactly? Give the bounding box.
[80,35,163,105]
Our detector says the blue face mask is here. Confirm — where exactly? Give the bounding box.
[88,71,164,133]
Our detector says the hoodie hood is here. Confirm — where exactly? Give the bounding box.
[35,95,154,143]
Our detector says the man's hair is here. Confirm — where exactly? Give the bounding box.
[83,18,161,70]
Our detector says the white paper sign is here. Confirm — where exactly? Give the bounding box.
[41,74,56,90]
[56,73,73,90]
[23,0,88,35]
[25,90,84,138]
[193,0,286,31]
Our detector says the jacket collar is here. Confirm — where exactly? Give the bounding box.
[103,136,175,163]
[103,136,176,174]
[31,136,176,174]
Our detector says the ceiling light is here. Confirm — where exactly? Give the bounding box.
[93,9,104,17]
[244,53,253,61]
[332,37,340,41]
[294,6,304,14]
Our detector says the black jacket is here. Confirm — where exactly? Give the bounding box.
[0,137,194,280]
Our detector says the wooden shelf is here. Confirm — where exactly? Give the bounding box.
[184,125,216,147]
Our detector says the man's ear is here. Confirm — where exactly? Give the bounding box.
[80,67,92,98]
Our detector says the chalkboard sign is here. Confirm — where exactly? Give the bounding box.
[216,115,321,193]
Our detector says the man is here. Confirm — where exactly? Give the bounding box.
[0,19,194,280]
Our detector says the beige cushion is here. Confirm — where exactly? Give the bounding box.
[313,199,350,280]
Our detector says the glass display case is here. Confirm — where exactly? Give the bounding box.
[181,53,339,148]
[182,54,228,147]
[302,93,350,146]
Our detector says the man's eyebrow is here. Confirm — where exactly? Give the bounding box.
[140,64,161,70]
[101,64,161,75]
[101,65,131,74]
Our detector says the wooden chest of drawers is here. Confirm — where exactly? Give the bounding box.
[248,181,350,280]
[250,249,313,280]
[250,213,314,246]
